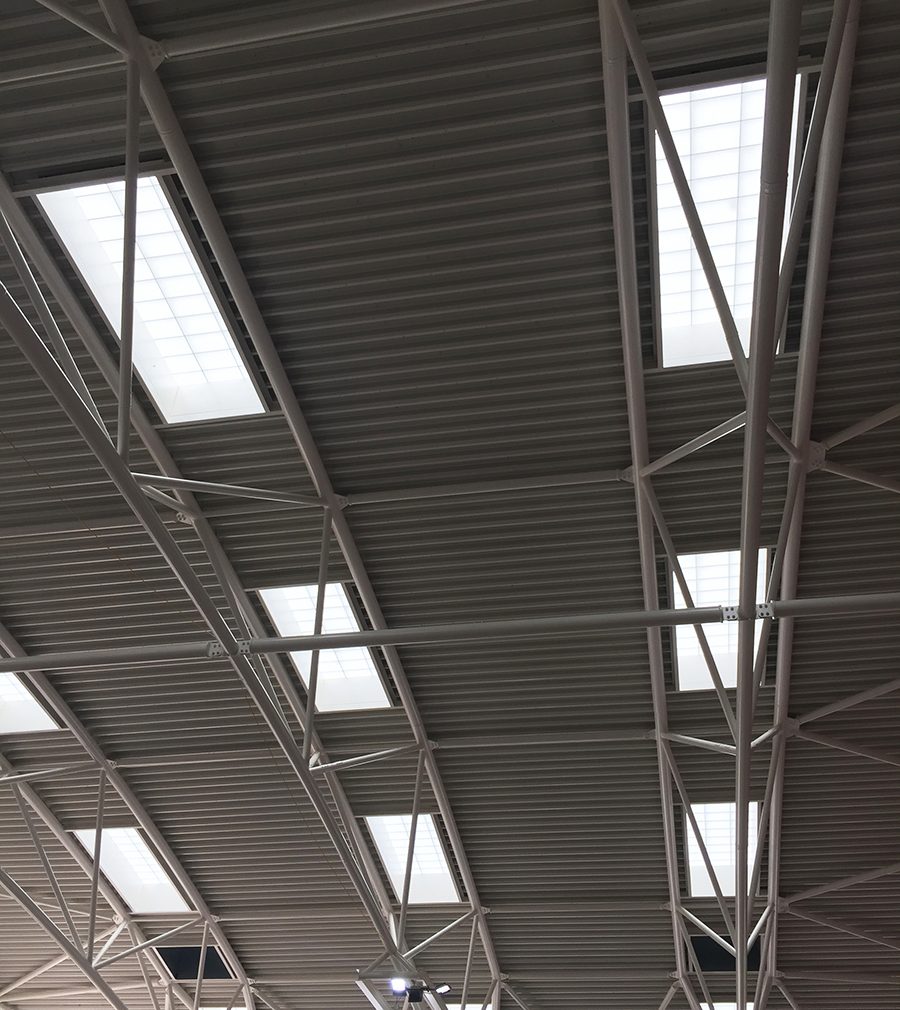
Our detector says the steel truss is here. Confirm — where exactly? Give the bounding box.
[0,0,889,1008]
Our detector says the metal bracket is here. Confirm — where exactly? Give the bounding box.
[175,511,194,526]
[621,465,634,484]
[207,641,228,658]
[333,494,350,510]
[783,717,800,738]
[756,602,775,619]
[722,605,740,622]
[236,640,251,654]
[807,440,827,471]
[141,35,166,69]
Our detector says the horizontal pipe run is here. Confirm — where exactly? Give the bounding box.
[2,589,900,674]
[132,472,323,508]
[345,469,624,506]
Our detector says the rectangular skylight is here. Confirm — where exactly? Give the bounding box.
[366,814,459,904]
[259,582,390,712]
[37,177,264,423]
[0,673,58,733]
[74,827,190,913]
[655,77,801,367]
[672,549,767,691]
[687,801,758,897]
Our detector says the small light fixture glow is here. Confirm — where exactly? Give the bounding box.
[390,978,408,994]
[435,984,452,995]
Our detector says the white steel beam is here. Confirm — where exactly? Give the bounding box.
[735,6,802,1006]
[598,6,701,1005]
[757,5,860,1005]
[96,0,506,975]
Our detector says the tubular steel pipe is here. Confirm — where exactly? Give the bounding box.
[0,167,441,982]
[0,752,195,1010]
[735,6,802,1008]
[116,55,140,462]
[0,589,898,676]
[821,401,900,450]
[131,471,323,507]
[0,868,133,1010]
[599,5,698,1003]
[97,0,504,975]
[0,211,106,430]
[760,9,859,1007]
[0,286,401,982]
[610,0,799,462]
[773,0,853,342]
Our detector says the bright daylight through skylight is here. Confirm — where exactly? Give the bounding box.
[38,177,264,423]
[687,801,759,897]
[74,826,190,913]
[259,582,390,712]
[0,673,57,732]
[673,549,767,691]
[655,77,800,366]
[366,814,459,904]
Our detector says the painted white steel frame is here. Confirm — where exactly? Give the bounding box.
[0,1,883,1009]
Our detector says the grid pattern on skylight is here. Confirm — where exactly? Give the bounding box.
[673,549,767,691]
[687,801,758,897]
[0,673,57,732]
[366,814,459,904]
[74,827,190,913]
[259,582,390,712]
[37,177,264,423]
[655,78,800,367]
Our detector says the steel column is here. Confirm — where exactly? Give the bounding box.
[758,6,859,1004]
[598,5,700,1004]
[734,6,802,1007]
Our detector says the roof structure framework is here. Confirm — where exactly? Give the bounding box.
[0,1,897,1010]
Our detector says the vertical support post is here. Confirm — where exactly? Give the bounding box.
[302,507,332,762]
[398,748,426,945]
[192,920,209,1010]
[87,769,108,962]
[117,56,140,462]
[758,7,859,1007]
[598,6,699,1005]
[735,5,802,1009]
[460,913,478,1010]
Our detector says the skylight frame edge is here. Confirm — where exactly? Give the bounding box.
[33,173,268,427]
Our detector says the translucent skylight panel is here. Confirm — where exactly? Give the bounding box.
[687,802,758,897]
[655,78,800,367]
[673,549,767,691]
[366,814,459,904]
[0,673,58,732]
[259,583,390,712]
[38,177,264,423]
[74,827,190,913]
